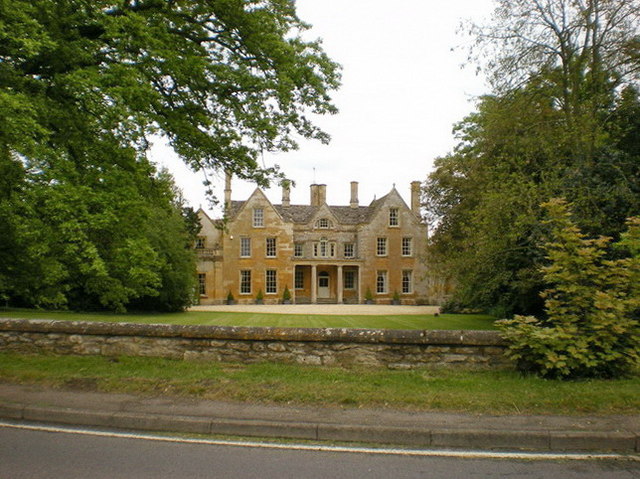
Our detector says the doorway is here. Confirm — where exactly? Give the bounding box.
[318,271,330,299]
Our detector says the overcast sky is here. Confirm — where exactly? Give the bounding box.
[151,0,496,215]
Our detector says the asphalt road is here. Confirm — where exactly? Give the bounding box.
[2,424,639,478]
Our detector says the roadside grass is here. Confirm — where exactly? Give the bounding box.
[0,308,497,330]
[0,352,637,416]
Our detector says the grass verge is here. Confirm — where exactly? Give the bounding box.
[0,308,497,330]
[0,352,637,416]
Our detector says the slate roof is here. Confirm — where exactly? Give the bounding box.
[226,189,400,226]
[228,200,378,225]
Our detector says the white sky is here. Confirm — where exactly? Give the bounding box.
[151,0,495,215]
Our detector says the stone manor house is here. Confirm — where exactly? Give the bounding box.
[195,176,432,305]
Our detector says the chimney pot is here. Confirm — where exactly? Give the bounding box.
[282,181,291,207]
[410,181,421,213]
[224,171,232,210]
[310,184,326,206]
[350,181,359,208]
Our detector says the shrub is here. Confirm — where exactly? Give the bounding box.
[365,288,373,302]
[282,286,291,303]
[498,199,640,379]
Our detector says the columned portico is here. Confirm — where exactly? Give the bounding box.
[294,262,361,304]
[311,265,317,303]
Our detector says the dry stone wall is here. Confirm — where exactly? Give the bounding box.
[0,319,512,370]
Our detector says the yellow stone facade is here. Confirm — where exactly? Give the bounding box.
[195,180,431,305]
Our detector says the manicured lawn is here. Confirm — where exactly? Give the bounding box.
[0,352,637,415]
[0,308,497,330]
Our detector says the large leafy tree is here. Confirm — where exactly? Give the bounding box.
[1,0,340,184]
[0,0,340,311]
[425,0,640,316]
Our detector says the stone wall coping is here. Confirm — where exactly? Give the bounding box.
[0,318,504,346]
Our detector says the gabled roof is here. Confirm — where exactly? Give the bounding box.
[225,186,419,226]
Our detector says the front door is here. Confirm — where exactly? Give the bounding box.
[318,272,330,299]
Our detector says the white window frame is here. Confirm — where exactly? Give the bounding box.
[376,270,388,294]
[198,273,206,296]
[402,237,413,257]
[253,208,264,227]
[294,243,303,257]
[402,270,413,294]
[389,208,399,227]
[376,237,387,256]
[265,269,277,294]
[295,269,304,290]
[316,218,332,229]
[240,270,251,295]
[344,243,355,258]
[344,270,356,290]
[266,237,277,257]
[240,237,251,257]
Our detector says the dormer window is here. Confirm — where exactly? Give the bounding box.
[316,218,332,229]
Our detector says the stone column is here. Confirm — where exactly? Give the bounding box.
[337,265,343,304]
[291,266,296,304]
[311,265,317,304]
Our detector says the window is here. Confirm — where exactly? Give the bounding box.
[195,237,205,249]
[389,208,399,226]
[316,218,332,229]
[198,273,206,295]
[240,237,251,257]
[253,208,264,227]
[344,270,356,290]
[402,270,413,294]
[376,237,387,256]
[294,243,303,257]
[376,270,388,294]
[295,270,304,289]
[402,237,413,257]
[240,270,251,294]
[266,237,277,257]
[265,270,277,294]
[344,243,355,258]
[313,238,335,258]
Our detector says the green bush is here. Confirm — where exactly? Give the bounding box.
[498,199,640,379]
[282,286,291,303]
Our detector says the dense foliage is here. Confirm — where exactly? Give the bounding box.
[425,0,640,317]
[498,200,639,379]
[0,0,340,311]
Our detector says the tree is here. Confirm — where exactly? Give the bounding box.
[0,0,340,189]
[0,0,340,311]
[498,199,640,379]
[425,0,640,316]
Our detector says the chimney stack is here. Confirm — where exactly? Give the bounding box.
[310,184,327,206]
[350,181,359,208]
[224,171,232,208]
[281,181,291,207]
[410,181,421,213]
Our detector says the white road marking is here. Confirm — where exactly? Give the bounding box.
[0,420,637,462]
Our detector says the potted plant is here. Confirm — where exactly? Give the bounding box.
[226,291,235,305]
[255,289,264,305]
[364,287,374,304]
[282,285,292,304]
[392,290,401,305]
